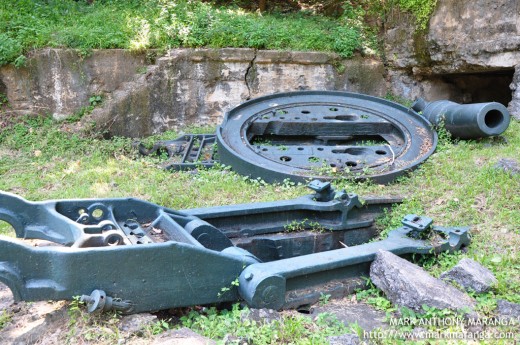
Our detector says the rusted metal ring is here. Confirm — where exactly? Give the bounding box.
[217,91,437,184]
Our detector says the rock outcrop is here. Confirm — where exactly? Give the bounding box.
[440,258,497,293]
[370,250,476,313]
[385,0,520,119]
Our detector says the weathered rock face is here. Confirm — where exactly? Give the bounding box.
[509,65,520,118]
[370,250,476,313]
[0,49,150,119]
[151,328,216,345]
[385,0,520,118]
[496,300,520,323]
[386,0,520,74]
[440,258,497,293]
[88,48,387,137]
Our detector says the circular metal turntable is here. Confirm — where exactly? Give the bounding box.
[217,91,437,184]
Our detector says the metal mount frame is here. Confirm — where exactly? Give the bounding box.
[0,182,469,313]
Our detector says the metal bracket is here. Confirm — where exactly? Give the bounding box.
[135,134,217,170]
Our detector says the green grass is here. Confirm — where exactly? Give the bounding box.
[0,114,519,343]
[0,0,367,66]
[180,304,351,344]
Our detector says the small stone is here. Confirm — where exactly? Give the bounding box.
[440,258,497,293]
[327,333,360,345]
[494,158,520,176]
[496,300,520,323]
[118,313,157,334]
[370,250,476,313]
[223,334,250,345]
[310,301,387,331]
[240,308,281,325]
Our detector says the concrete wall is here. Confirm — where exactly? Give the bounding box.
[0,49,150,119]
[87,48,387,137]
[0,48,387,137]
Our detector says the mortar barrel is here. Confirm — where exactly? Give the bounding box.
[412,99,510,139]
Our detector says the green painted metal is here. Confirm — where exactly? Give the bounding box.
[217,91,438,184]
[134,134,217,170]
[0,183,469,313]
[412,98,510,139]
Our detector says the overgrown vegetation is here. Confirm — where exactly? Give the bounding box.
[394,0,437,29]
[0,0,368,66]
[180,304,352,344]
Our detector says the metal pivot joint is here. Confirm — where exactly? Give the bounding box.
[81,290,133,313]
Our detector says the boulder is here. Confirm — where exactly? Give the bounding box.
[118,313,158,334]
[440,258,497,293]
[370,250,476,313]
[310,301,387,331]
[496,300,520,323]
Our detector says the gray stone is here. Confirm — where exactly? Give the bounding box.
[494,158,520,176]
[118,313,158,334]
[385,0,520,74]
[440,258,497,293]
[327,333,360,345]
[151,327,216,345]
[496,300,520,323]
[508,65,520,119]
[370,250,476,313]
[222,334,250,345]
[240,308,281,325]
[311,301,387,331]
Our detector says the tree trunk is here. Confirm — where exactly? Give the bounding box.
[259,0,267,12]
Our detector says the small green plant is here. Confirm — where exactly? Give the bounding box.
[308,220,325,233]
[0,92,8,106]
[14,55,27,68]
[148,319,171,335]
[434,117,454,149]
[0,310,12,330]
[68,295,84,320]
[66,296,122,343]
[384,92,414,108]
[251,138,273,147]
[181,303,349,344]
[284,218,308,232]
[89,95,103,107]
[356,278,395,312]
[319,293,331,305]
[218,277,240,298]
